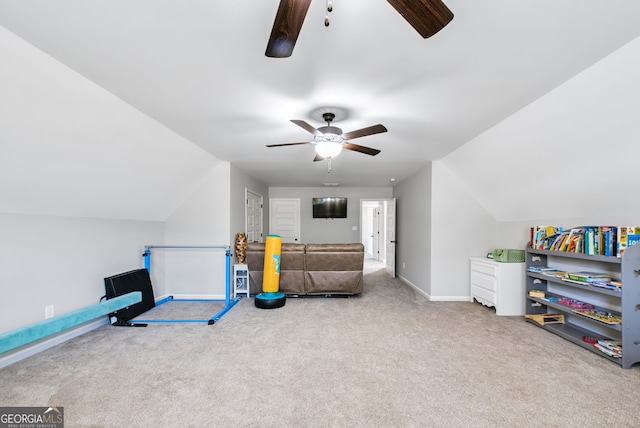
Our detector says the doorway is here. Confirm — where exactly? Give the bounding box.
[360,198,396,277]
[361,201,384,261]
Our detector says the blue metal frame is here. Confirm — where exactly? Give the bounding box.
[140,245,241,325]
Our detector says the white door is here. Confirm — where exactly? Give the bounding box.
[245,189,263,243]
[269,198,300,243]
[385,198,396,277]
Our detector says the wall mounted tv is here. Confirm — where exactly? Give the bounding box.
[312,197,347,219]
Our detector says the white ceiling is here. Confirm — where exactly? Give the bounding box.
[2,0,640,189]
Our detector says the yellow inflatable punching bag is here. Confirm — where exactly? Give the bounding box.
[255,234,286,309]
[262,234,282,292]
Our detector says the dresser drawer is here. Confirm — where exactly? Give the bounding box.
[470,270,498,292]
[471,284,496,307]
[470,261,498,277]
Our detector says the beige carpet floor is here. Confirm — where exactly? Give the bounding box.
[1,260,639,427]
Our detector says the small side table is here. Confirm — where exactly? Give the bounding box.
[233,264,250,298]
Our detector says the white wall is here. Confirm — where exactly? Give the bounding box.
[393,163,432,295]
[442,35,640,222]
[430,161,502,300]
[0,213,163,334]
[162,163,232,299]
[269,187,393,244]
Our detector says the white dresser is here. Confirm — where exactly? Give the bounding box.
[470,257,525,316]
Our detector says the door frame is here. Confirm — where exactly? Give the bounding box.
[360,198,396,276]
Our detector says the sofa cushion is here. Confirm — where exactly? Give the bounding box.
[304,243,364,295]
[304,243,364,272]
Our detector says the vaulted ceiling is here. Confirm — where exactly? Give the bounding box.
[2,0,640,194]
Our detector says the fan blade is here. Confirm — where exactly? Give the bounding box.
[343,143,381,156]
[313,154,324,162]
[387,0,454,38]
[291,119,321,136]
[342,124,387,140]
[266,142,311,147]
[265,0,312,58]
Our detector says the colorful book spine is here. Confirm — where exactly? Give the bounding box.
[617,226,640,257]
[530,225,638,257]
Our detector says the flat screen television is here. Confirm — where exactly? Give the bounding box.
[104,268,156,323]
[312,197,347,219]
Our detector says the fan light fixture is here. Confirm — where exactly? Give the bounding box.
[314,125,344,158]
[265,110,385,163]
[315,141,342,158]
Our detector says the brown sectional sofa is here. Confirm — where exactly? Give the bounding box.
[245,242,364,296]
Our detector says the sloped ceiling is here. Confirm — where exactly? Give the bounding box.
[0,26,219,221]
[1,1,640,221]
[441,35,640,222]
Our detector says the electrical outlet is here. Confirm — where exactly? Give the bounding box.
[402,262,406,269]
[45,305,54,319]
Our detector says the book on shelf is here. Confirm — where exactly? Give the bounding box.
[594,340,622,358]
[601,226,617,256]
[567,271,612,282]
[557,229,574,251]
[528,289,545,298]
[530,225,563,250]
[572,309,622,324]
[583,226,597,255]
[527,266,559,273]
[549,231,569,251]
[544,271,569,278]
[565,227,583,253]
[617,226,640,257]
[527,225,640,257]
[590,280,622,291]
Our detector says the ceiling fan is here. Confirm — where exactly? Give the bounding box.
[266,112,387,161]
[265,0,454,58]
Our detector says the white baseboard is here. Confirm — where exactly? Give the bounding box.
[0,317,109,369]
[397,274,431,300]
[397,275,472,302]
[156,293,225,301]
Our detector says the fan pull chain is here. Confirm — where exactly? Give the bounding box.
[327,158,332,173]
[325,0,333,27]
